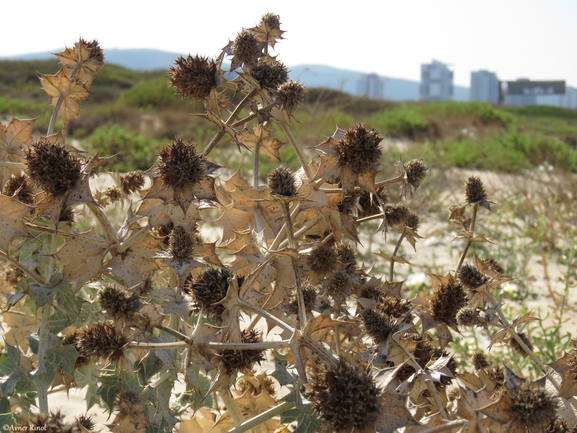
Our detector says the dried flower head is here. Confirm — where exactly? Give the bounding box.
[361,308,397,344]
[546,418,569,433]
[277,80,306,113]
[487,366,504,386]
[113,389,149,432]
[185,267,232,319]
[104,186,122,203]
[510,381,558,428]
[334,124,382,174]
[251,61,288,89]
[267,165,297,197]
[464,175,489,205]
[509,332,534,357]
[30,411,70,432]
[456,306,486,328]
[288,283,317,315]
[4,265,24,286]
[335,241,356,269]
[25,138,82,196]
[406,210,420,231]
[308,359,379,431]
[481,257,505,275]
[325,270,351,299]
[98,284,141,321]
[260,12,281,30]
[219,330,265,375]
[358,187,388,217]
[157,138,207,190]
[120,171,145,194]
[59,206,75,226]
[76,321,127,363]
[458,264,488,291]
[308,243,337,275]
[233,30,261,66]
[115,390,141,416]
[168,225,195,260]
[83,39,105,66]
[404,159,428,189]
[384,203,410,227]
[2,174,35,205]
[169,55,217,100]
[472,352,490,370]
[75,415,95,431]
[429,276,467,328]
[377,296,411,320]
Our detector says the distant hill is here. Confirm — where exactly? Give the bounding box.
[3,48,470,102]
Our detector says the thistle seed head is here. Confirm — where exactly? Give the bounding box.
[429,277,467,328]
[288,283,317,315]
[98,284,141,321]
[325,270,351,299]
[511,382,558,428]
[76,321,127,363]
[334,124,382,174]
[157,138,207,190]
[482,257,505,275]
[233,30,261,66]
[251,61,288,90]
[169,54,217,100]
[464,175,488,205]
[120,171,145,194]
[358,187,388,218]
[30,411,68,431]
[361,308,397,344]
[404,159,428,189]
[168,225,195,260]
[308,359,379,431]
[25,138,82,196]
[2,175,35,205]
[406,210,420,231]
[260,12,281,30]
[335,241,356,269]
[377,296,411,320]
[458,264,488,291]
[75,415,95,431]
[277,80,306,113]
[83,39,105,66]
[185,267,232,319]
[219,329,265,375]
[308,242,337,275]
[384,203,410,227]
[267,165,297,197]
[472,352,490,370]
[104,186,122,203]
[456,306,486,328]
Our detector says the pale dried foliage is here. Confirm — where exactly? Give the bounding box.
[0,18,575,433]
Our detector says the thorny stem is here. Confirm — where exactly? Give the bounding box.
[128,340,290,351]
[280,200,308,329]
[456,204,479,273]
[389,232,406,281]
[156,323,193,345]
[202,89,257,156]
[85,202,119,244]
[345,330,367,353]
[278,122,313,181]
[268,202,302,252]
[226,401,295,433]
[36,225,59,414]
[0,161,25,170]
[219,389,244,427]
[252,132,266,239]
[392,335,448,420]
[239,299,295,335]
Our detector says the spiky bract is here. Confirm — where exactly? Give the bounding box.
[308,359,379,431]
[157,138,207,190]
[334,124,382,174]
[25,139,82,196]
[169,55,217,100]
[267,165,297,197]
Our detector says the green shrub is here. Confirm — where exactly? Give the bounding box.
[84,124,163,171]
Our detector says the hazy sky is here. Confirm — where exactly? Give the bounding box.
[2,0,576,87]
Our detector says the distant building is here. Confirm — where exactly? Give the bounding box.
[470,70,499,104]
[502,79,537,106]
[357,73,385,99]
[420,60,453,101]
[556,86,577,109]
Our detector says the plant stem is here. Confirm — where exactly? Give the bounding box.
[239,299,295,334]
[219,389,244,427]
[278,122,313,181]
[456,204,478,273]
[389,232,406,281]
[128,340,290,351]
[0,251,48,287]
[47,62,82,135]
[85,202,119,244]
[226,401,295,433]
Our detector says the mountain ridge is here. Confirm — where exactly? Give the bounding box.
[2,48,470,101]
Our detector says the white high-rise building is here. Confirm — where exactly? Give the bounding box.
[420,60,453,101]
[470,70,499,104]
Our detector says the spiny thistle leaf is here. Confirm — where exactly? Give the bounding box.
[39,70,90,126]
